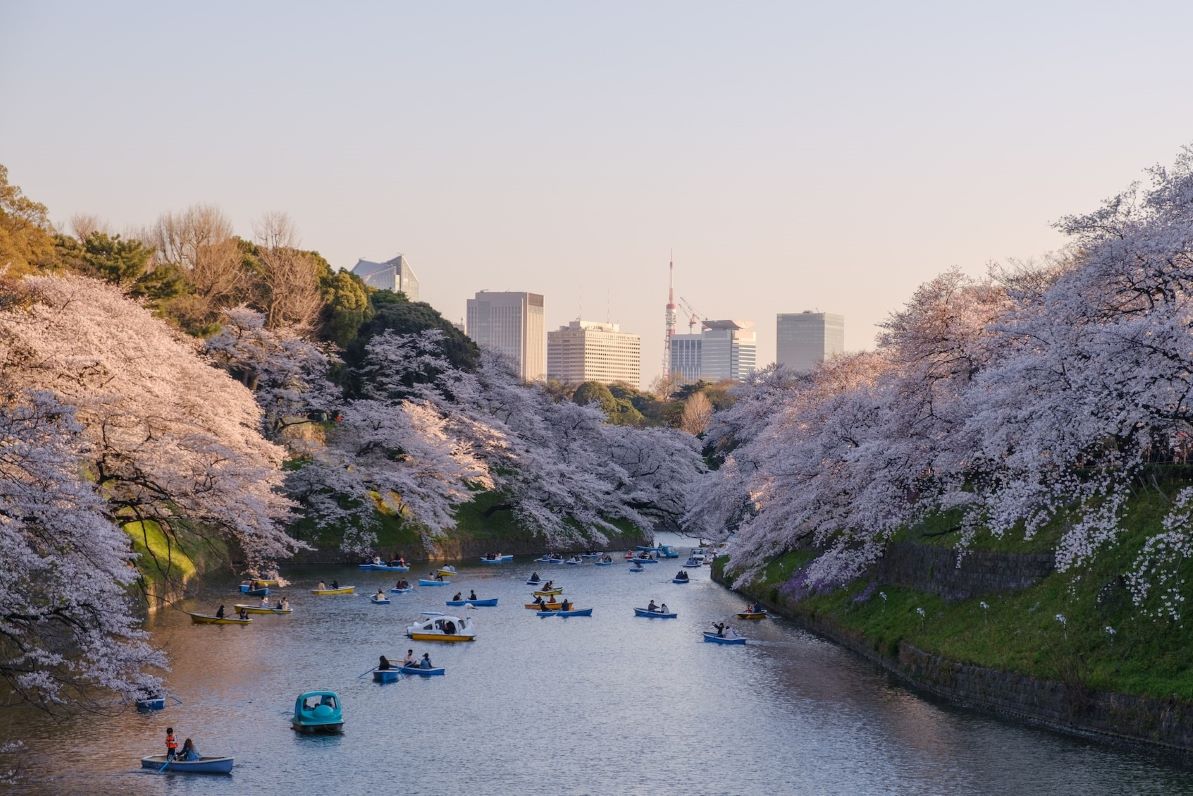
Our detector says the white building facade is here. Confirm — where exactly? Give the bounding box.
[350,255,420,300]
[776,312,844,373]
[465,291,546,381]
[669,320,757,383]
[547,320,641,387]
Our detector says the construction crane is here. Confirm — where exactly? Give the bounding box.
[678,296,703,333]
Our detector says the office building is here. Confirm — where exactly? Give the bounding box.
[669,320,757,383]
[350,255,420,300]
[466,291,546,381]
[777,312,844,373]
[547,320,641,387]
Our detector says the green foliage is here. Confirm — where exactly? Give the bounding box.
[573,381,616,412]
[0,164,54,274]
[571,381,647,426]
[344,290,479,387]
[743,488,1193,700]
[319,269,373,346]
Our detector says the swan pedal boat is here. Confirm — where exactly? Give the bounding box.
[189,612,251,625]
[524,601,565,610]
[657,545,680,558]
[389,587,413,594]
[703,631,747,645]
[480,554,514,563]
[401,664,446,676]
[634,607,677,619]
[370,596,391,604]
[446,597,498,607]
[532,588,563,596]
[232,604,293,615]
[736,611,768,620]
[141,755,234,774]
[311,586,355,595]
[292,690,343,733]
[419,578,449,587]
[536,608,593,617]
[406,615,476,642]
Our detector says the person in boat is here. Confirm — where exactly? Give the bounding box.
[468,590,477,601]
[647,600,658,612]
[533,595,544,606]
[378,655,392,671]
[215,604,225,619]
[452,592,463,601]
[317,580,327,591]
[434,572,444,582]
[330,579,340,590]
[275,598,284,610]
[238,606,249,621]
[180,738,200,761]
[529,572,540,582]
[260,594,271,607]
[420,652,433,669]
[165,727,178,760]
[660,602,669,614]
[375,589,386,600]
[373,555,382,565]
[560,598,571,611]
[402,649,415,667]
[713,621,727,638]
[443,620,457,634]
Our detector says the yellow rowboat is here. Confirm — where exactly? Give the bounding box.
[436,566,458,578]
[311,586,355,596]
[232,604,293,615]
[189,612,252,625]
[736,611,767,620]
[524,602,564,610]
[533,588,563,597]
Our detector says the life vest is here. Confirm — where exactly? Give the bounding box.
[166,733,178,750]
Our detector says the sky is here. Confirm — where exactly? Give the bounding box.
[3,1,1193,384]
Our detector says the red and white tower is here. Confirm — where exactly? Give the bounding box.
[662,254,677,376]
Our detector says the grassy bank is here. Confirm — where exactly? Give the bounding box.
[730,487,1193,701]
[123,519,226,608]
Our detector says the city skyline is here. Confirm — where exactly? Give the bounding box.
[5,4,1193,381]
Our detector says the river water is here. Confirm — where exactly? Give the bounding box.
[6,538,1192,795]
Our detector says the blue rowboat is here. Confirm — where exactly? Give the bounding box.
[239,584,269,596]
[672,577,690,584]
[480,555,513,563]
[628,566,644,573]
[292,690,343,733]
[373,668,401,683]
[401,665,446,676]
[594,559,613,566]
[370,597,391,605]
[634,558,659,564]
[141,755,234,774]
[418,579,448,587]
[361,562,410,571]
[525,579,544,586]
[445,598,498,607]
[389,587,413,594]
[703,631,747,645]
[536,608,593,617]
[634,607,677,619]
[634,544,658,552]
[136,695,166,711]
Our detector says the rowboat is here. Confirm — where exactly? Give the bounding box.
[311,586,355,596]
[370,596,391,605]
[372,668,400,683]
[406,615,476,642]
[683,558,703,568]
[703,631,747,645]
[672,576,690,584]
[292,690,343,733]
[445,597,498,607]
[633,607,677,619]
[594,559,613,566]
[372,563,409,572]
[480,554,513,563]
[564,556,583,565]
[628,565,644,572]
[401,664,446,676]
[136,695,166,711]
[239,584,269,597]
[437,566,458,577]
[736,611,768,620]
[536,555,564,563]
[525,579,544,586]
[532,588,563,596]
[635,544,659,552]
[536,608,593,617]
[141,755,234,774]
[389,587,413,594]
[634,557,659,564]
[524,602,564,610]
[232,604,293,615]
[188,613,251,625]
[419,579,449,587]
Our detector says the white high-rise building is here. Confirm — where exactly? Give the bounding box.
[669,320,757,383]
[777,312,844,373]
[547,320,641,387]
[465,291,546,381]
[350,254,420,300]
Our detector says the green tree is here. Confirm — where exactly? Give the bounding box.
[319,269,373,347]
[574,381,646,426]
[0,164,54,274]
[573,381,617,414]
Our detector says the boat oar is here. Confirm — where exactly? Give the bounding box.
[158,757,171,774]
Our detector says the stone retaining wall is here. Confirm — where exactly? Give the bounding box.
[876,541,1054,600]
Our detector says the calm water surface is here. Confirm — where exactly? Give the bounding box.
[7,536,1193,795]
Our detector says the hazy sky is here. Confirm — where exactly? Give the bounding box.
[3,1,1193,384]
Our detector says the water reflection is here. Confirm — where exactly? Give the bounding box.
[4,536,1192,795]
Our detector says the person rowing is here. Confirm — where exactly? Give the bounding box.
[215,604,225,619]
[375,589,386,600]
[402,649,415,667]
[317,580,327,591]
[647,600,658,613]
[560,598,571,611]
[330,580,339,590]
[712,621,727,638]
[453,592,463,601]
[238,606,249,620]
[468,590,477,601]
[529,572,541,582]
